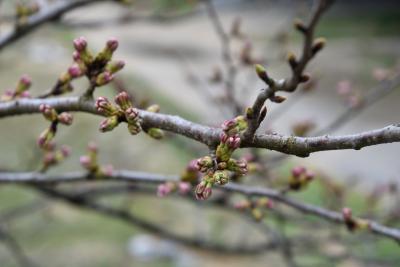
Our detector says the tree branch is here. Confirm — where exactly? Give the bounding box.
[0,170,398,243]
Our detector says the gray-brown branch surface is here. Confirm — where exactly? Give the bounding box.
[0,170,399,243]
[0,96,399,156]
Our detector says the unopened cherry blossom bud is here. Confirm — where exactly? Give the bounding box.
[80,155,92,169]
[213,170,230,185]
[127,123,141,135]
[146,104,160,113]
[292,166,306,178]
[95,71,114,86]
[58,112,73,125]
[178,182,191,195]
[68,64,83,78]
[125,107,140,123]
[20,91,31,98]
[157,182,175,197]
[342,207,352,221]
[294,19,307,33]
[99,115,119,132]
[107,37,119,51]
[106,60,125,74]
[39,104,58,122]
[60,145,71,157]
[88,142,98,153]
[101,164,114,176]
[114,91,132,110]
[37,128,55,148]
[196,156,213,172]
[16,74,31,94]
[73,36,87,52]
[95,97,116,116]
[147,128,164,139]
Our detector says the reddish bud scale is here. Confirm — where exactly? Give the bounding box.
[114,91,132,110]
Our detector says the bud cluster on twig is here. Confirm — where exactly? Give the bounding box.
[80,142,113,177]
[39,141,71,173]
[37,104,73,148]
[195,116,249,200]
[234,197,274,222]
[15,1,40,27]
[1,75,32,101]
[342,207,371,232]
[286,166,315,192]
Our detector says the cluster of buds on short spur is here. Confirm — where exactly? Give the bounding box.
[37,104,73,148]
[39,141,71,173]
[342,207,371,232]
[157,181,191,197]
[234,197,274,222]
[50,37,125,97]
[80,142,113,177]
[286,166,315,192]
[1,75,32,101]
[194,116,249,200]
[95,91,142,135]
[15,1,39,26]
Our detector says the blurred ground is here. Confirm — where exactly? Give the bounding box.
[0,0,400,266]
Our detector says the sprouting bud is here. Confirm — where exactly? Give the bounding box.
[147,128,164,140]
[95,71,114,86]
[57,112,73,125]
[255,64,275,87]
[39,104,58,122]
[213,170,230,185]
[37,128,55,148]
[73,36,87,52]
[227,158,248,176]
[224,135,241,149]
[311,38,326,55]
[287,52,297,70]
[146,104,160,113]
[80,155,92,170]
[125,107,140,124]
[270,95,286,103]
[127,123,141,135]
[196,156,213,173]
[95,97,117,116]
[106,37,119,52]
[68,64,84,78]
[72,51,81,61]
[178,182,191,195]
[292,166,306,178]
[114,91,132,111]
[99,115,119,132]
[195,180,213,200]
[15,74,32,94]
[157,183,172,197]
[294,19,307,33]
[106,60,125,74]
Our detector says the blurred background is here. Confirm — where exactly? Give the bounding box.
[0,0,399,266]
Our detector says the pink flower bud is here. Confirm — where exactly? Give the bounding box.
[101,164,114,176]
[95,97,115,116]
[39,104,58,121]
[292,166,306,178]
[57,112,73,125]
[20,91,31,98]
[73,36,87,52]
[95,71,114,86]
[68,64,83,78]
[221,119,236,132]
[88,142,98,153]
[114,91,132,110]
[178,182,191,195]
[125,107,139,123]
[342,207,352,220]
[106,60,125,74]
[99,116,119,132]
[60,145,71,157]
[72,51,81,61]
[157,183,172,197]
[19,74,32,87]
[106,37,119,51]
[80,155,91,169]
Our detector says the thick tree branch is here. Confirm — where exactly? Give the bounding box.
[1,97,399,155]
[0,170,398,243]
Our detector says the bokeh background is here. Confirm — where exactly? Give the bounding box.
[0,0,399,266]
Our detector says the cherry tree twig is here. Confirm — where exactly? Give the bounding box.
[0,170,398,243]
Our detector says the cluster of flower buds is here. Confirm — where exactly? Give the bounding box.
[37,104,73,148]
[16,1,39,26]
[336,80,363,108]
[194,116,249,200]
[144,104,164,140]
[234,197,274,222]
[342,207,370,232]
[80,142,113,177]
[1,75,32,101]
[157,181,191,197]
[288,166,315,191]
[292,120,316,137]
[40,142,71,172]
[95,91,142,135]
[180,159,200,183]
